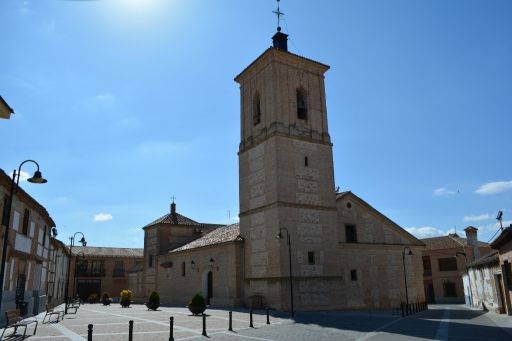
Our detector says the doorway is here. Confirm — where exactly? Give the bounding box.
[424,280,435,303]
[207,271,213,304]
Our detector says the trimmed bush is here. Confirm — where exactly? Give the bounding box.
[120,289,132,308]
[146,291,160,310]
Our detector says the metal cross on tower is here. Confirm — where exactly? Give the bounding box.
[171,195,176,203]
[273,0,284,31]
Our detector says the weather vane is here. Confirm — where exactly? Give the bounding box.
[273,0,284,32]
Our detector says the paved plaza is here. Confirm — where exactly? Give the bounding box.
[3,304,512,340]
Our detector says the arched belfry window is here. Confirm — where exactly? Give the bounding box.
[297,88,308,121]
[253,92,261,126]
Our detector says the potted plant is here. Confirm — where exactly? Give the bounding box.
[102,292,112,306]
[120,289,132,308]
[88,293,99,304]
[187,292,206,316]
[145,291,160,311]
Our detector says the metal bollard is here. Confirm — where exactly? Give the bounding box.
[88,324,93,341]
[129,320,133,341]
[169,316,174,341]
[228,311,233,331]
[202,313,207,337]
[413,303,416,314]
[266,307,270,324]
[401,303,404,317]
[250,309,254,328]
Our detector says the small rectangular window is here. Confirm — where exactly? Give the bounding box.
[438,258,457,271]
[22,209,30,235]
[43,225,48,246]
[182,262,186,277]
[307,252,315,265]
[350,270,357,281]
[345,225,357,243]
[1,195,9,227]
[304,156,309,167]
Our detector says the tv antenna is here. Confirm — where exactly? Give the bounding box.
[497,210,503,230]
[273,0,285,31]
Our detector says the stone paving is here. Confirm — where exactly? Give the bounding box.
[4,303,400,341]
[4,303,511,340]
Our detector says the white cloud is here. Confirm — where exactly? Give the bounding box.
[9,170,30,182]
[433,188,457,196]
[94,93,116,106]
[93,213,113,222]
[463,214,491,222]
[405,226,447,239]
[475,181,512,195]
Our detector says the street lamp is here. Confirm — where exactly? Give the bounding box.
[402,246,413,312]
[276,227,294,318]
[0,160,47,316]
[64,232,86,314]
[456,252,472,306]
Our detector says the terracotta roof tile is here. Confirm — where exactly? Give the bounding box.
[466,250,499,268]
[143,212,224,231]
[421,234,489,250]
[71,246,143,258]
[171,223,242,253]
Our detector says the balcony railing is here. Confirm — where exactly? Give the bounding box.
[75,268,105,277]
[113,269,125,278]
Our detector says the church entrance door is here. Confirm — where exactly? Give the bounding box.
[207,271,213,305]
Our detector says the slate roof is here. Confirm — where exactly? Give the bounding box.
[422,233,489,250]
[71,246,143,258]
[170,223,242,253]
[466,250,499,269]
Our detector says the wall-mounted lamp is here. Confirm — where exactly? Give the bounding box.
[191,260,196,270]
[209,257,219,271]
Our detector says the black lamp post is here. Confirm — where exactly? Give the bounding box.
[456,252,472,306]
[0,160,47,316]
[276,227,294,318]
[64,232,86,314]
[402,246,413,311]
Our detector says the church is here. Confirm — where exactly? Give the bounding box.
[132,26,426,312]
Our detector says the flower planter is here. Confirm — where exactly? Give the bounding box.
[188,305,206,316]
[121,301,131,308]
[102,300,111,306]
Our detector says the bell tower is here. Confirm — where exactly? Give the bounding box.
[235,21,340,310]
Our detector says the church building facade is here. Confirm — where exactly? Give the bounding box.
[135,29,426,311]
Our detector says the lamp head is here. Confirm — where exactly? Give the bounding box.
[276,232,284,239]
[408,250,413,256]
[27,170,47,184]
[79,237,87,246]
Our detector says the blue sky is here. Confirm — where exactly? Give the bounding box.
[1,0,511,247]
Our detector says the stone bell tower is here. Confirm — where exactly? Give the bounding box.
[235,27,341,310]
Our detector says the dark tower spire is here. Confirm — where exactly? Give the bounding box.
[272,0,288,51]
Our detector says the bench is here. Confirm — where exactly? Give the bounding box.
[1,309,38,339]
[65,298,80,314]
[43,304,64,323]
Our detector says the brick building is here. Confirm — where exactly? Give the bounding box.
[69,246,143,300]
[0,169,54,320]
[421,227,492,304]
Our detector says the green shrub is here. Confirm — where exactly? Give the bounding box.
[188,292,206,307]
[148,291,160,305]
[102,292,110,301]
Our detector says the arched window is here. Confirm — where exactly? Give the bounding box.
[253,92,261,126]
[297,88,307,120]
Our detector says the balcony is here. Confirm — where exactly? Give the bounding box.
[75,268,105,277]
[113,269,125,278]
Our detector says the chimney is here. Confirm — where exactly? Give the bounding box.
[464,226,480,261]
[170,202,176,215]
